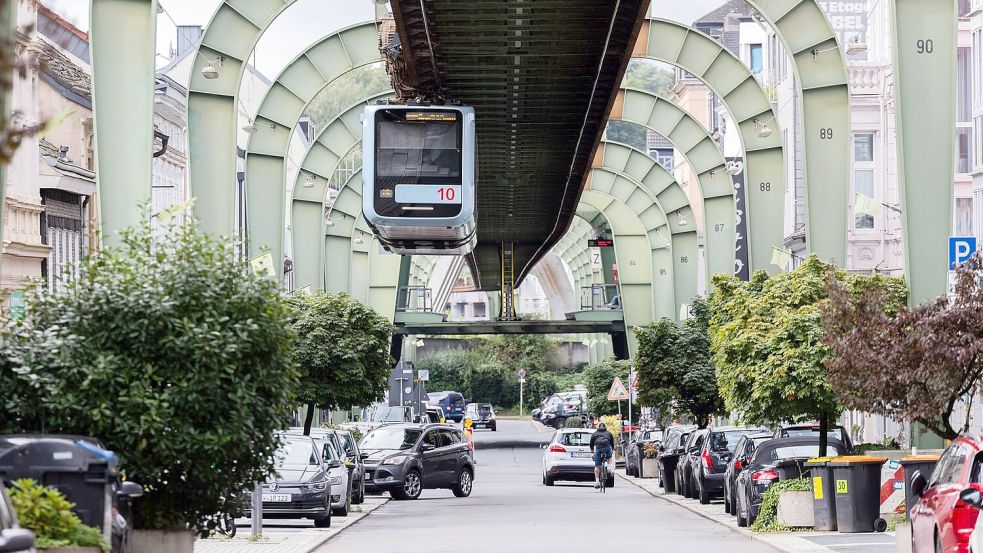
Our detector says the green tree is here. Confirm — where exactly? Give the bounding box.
[583,357,638,419]
[0,220,298,532]
[634,298,724,428]
[708,255,904,454]
[624,59,675,95]
[289,292,394,434]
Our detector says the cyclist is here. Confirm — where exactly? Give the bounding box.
[589,423,615,488]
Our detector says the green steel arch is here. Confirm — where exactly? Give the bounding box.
[185,1,386,239]
[636,18,784,274]
[244,21,384,274]
[293,91,395,291]
[609,85,736,282]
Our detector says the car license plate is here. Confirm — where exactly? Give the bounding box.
[262,493,291,503]
[571,452,591,458]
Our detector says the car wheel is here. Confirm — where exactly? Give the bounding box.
[606,475,615,488]
[314,515,331,528]
[699,479,711,504]
[452,467,474,497]
[730,490,738,517]
[491,423,497,431]
[544,473,554,486]
[391,470,423,500]
[724,487,731,514]
[553,418,565,430]
[736,495,748,528]
[355,477,365,504]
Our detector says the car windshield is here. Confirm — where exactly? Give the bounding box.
[710,431,756,453]
[323,438,341,461]
[765,444,835,461]
[478,404,493,415]
[559,432,592,446]
[369,405,410,422]
[276,440,319,467]
[340,434,356,455]
[783,428,842,439]
[361,427,422,451]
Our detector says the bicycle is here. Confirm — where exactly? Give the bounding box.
[598,451,610,493]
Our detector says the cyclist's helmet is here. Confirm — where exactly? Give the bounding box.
[597,423,606,431]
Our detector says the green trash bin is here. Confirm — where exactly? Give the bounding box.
[900,455,940,518]
[828,456,888,533]
[805,457,837,531]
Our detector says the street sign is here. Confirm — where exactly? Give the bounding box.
[249,251,276,278]
[590,247,602,269]
[417,370,430,382]
[588,238,614,247]
[630,374,637,389]
[607,377,630,401]
[8,290,24,320]
[949,236,978,269]
[518,369,526,379]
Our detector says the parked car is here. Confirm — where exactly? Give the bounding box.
[341,403,414,435]
[692,426,770,505]
[289,428,352,516]
[958,487,983,553]
[724,432,773,515]
[0,482,33,553]
[775,423,853,452]
[244,434,336,527]
[539,395,584,429]
[910,434,983,553]
[657,426,694,492]
[542,428,614,487]
[427,392,467,422]
[625,429,663,477]
[359,423,474,500]
[465,403,497,431]
[677,428,709,498]
[420,406,446,424]
[336,429,366,505]
[734,436,846,527]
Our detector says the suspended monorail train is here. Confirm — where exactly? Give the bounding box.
[361,103,477,255]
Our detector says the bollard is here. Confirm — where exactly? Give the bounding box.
[251,483,262,537]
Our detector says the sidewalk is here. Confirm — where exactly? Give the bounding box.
[194,496,388,553]
[617,470,896,553]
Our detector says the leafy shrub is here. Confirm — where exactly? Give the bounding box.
[9,479,109,551]
[600,415,622,446]
[750,478,812,532]
[0,221,299,532]
[564,417,584,428]
[643,442,661,459]
[584,358,639,419]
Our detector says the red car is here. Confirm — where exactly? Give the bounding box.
[910,435,983,553]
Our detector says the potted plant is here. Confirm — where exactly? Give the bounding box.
[642,442,661,478]
[8,479,109,552]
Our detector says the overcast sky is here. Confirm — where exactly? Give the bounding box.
[42,0,727,74]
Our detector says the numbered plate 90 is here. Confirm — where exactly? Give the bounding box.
[394,184,462,205]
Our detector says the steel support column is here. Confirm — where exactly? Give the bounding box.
[90,0,157,244]
[890,0,956,304]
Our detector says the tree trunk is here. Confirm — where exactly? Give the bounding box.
[303,402,315,435]
[819,412,829,457]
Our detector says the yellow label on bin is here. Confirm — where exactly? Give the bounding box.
[813,476,823,499]
[836,479,848,494]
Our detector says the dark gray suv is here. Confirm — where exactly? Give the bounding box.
[360,424,475,500]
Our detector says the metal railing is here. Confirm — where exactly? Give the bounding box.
[396,286,433,312]
[580,284,621,311]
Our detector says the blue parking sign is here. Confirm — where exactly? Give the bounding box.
[949,237,978,269]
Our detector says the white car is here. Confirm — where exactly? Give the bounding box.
[290,429,352,516]
[542,428,615,487]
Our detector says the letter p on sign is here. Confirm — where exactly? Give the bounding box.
[949,237,978,269]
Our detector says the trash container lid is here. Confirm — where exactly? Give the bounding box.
[827,455,888,466]
[804,457,834,466]
[901,455,941,463]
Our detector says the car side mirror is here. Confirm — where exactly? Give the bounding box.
[911,470,928,498]
[328,459,343,469]
[0,528,35,553]
[421,443,435,452]
[359,452,370,460]
[961,488,983,509]
[117,481,144,499]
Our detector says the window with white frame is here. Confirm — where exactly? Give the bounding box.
[956,197,974,236]
[853,133,876,230]
[749,44,763,75]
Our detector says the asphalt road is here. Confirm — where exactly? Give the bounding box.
[319,419,777,553]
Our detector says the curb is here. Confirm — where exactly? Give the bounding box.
[615,471,840,553]
[310,496,389,551]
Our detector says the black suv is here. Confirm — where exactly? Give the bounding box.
[359,423,475,500]
[677,428,708,498]
[693,426,770,504]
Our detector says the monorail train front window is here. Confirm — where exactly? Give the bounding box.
[373,109,463,218]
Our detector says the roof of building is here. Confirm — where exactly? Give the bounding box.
[646,131,673,150]
[39,38,91,100]
[694,0,755,25]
